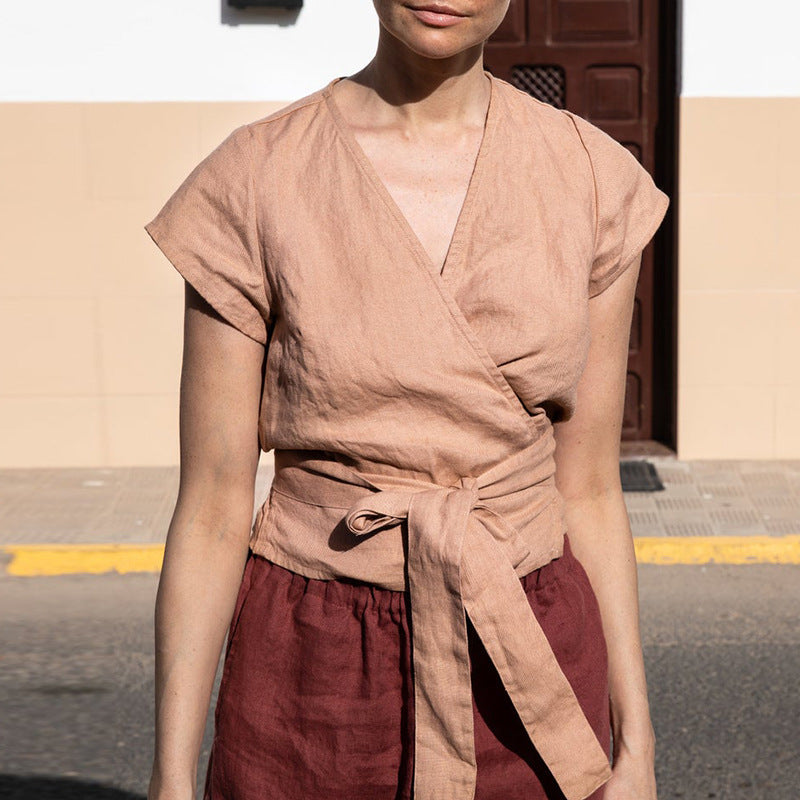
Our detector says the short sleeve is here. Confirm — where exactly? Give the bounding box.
[144,124,271,344]
[568,113,671,298]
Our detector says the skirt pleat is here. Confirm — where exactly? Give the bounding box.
[203,532,611,800]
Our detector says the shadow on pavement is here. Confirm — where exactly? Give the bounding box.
[0,775,145,799]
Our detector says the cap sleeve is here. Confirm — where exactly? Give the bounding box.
[144,124,271,344]
[568,113,670,299]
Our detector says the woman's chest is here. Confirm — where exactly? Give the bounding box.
[351,125,488,276]
[264,158,590,322]
[255,130,596,416]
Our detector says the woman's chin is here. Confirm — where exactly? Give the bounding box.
[395,26,483,60]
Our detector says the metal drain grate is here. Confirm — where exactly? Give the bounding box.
[620,460,665,492]
[510,65,566,109]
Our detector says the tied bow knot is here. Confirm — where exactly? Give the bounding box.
[344,479,482,539]
[344,489,418,536]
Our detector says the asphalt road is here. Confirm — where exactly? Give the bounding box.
[1,563,798,800]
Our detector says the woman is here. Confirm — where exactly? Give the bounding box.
[145,2,669,799]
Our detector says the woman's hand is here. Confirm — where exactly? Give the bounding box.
[604,724,658,800]
[147,772,196,800]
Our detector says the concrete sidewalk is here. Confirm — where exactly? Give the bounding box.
[2,452,799,575]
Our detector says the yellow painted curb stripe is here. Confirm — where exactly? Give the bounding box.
[633,535,800,564]
[1,544,165,576]
[2,536,800,576]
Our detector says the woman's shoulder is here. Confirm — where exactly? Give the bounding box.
[491,73,631,160]
[205,78,338,159]
[492,73,584,137]
[248,81,331,132]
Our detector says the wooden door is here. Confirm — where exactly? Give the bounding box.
[485,0,672,442]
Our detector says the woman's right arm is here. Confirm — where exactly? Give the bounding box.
[148,284,266,800]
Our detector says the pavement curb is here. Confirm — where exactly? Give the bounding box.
[2,535,800,576]
[0,544,165,577]
[631,534,800,565]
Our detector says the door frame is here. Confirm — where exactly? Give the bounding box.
[650,0,681,451]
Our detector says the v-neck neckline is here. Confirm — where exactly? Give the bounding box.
[322,70,498,280]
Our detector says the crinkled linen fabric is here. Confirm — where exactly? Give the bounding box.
[143,71,670,475]
[144,70,669,800]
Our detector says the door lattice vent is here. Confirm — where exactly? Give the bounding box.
[510,65,566,109]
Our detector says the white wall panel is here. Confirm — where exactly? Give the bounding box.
[0,0,378,101]
[682,0,800,97]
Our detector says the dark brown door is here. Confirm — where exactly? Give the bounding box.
[485,0,672,443]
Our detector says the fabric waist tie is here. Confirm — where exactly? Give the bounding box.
[253,435,613,800]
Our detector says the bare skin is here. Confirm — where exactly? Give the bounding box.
[554,250,659,800]
[148,285,264,800]
[148,2,658,798]
[328,47,493,273]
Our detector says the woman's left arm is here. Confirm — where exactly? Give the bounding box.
[552,251,657,800]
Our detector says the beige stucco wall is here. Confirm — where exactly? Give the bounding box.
[0,102,285,467]
[1,96,798,466]
[677,96,800,459]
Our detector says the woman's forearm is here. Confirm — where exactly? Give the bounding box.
[149,495,254,798]
[562,488,655,757]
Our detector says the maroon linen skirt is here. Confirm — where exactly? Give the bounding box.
[203,532,611,799]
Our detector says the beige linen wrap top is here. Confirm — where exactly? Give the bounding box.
[144,71,670,800]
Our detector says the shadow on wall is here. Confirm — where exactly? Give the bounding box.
[220,0,302,26]
[0,775,145,800]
